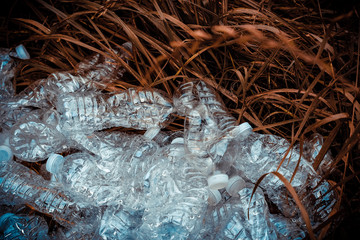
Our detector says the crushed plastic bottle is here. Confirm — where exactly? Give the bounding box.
[0,44,30,101]
[99,205,143,240]
[0,42,130,130]
[4,42,131,110]
[46,152,123,206]
[138,138,209,240]
[178,81,236,157]
[9,109,67,161]
[0,213,50,240]
[0,146,100,232]
[55,88,174,133]
[220,122,336,230]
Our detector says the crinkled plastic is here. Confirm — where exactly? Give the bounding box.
[0,45,30,101]
[0,154,101,232]
[0,42,130,130]
[0,64,338,239]
[56,88,174,133]
[0,213,50,240]
[9,109,67,161]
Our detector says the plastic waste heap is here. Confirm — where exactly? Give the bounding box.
[0,43,338,239]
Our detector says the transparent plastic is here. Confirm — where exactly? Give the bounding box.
[0,151,100,231]
[0,44,30,101]
[222,122,336,230]
[0,213,50,240]
[9,109,67,161]
[55,88,174,133]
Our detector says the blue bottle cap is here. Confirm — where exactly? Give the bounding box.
[0,145,13,162]
[15,44,30,60]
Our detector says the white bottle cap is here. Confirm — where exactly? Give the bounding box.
[46,153,65,174]
[0,145,13,162]
[171,137,184,144]
[231,122,252,137]
[15,44,30,59]
[226,175,246,196]
[144,127,160,140]
[208,189,221,206]
[207,173,229,190]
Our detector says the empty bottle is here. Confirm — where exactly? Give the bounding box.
[46,152,123,206]
[55,88,174,134]
[176,81,236,157]
[0,213,50,240]
[99,205,143,240]
[9,109,68,162]
[0,44,30,101]
[221,122,336,230]
[0,147,100,231]
[138,138,209,240]
[3,42,131,110]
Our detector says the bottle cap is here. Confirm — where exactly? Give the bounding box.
[0,145,13,162]
[46,153,65,174]
[144,127,160,140]
[15,44,30,60]
[171,137,184,144]
[226,175,246,196]
[232,122,252,137]
[0,213,15,225]
[207,173,229,190]
[208,189,221,206]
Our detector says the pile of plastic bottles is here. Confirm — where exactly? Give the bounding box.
[0,43,337,239]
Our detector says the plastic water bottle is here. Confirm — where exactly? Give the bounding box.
[0,213,50,240]
[179,81,236,157]
[268,214,306,240]
[221,122,336,229]
[45,132,160,207]
[46,152,122,206]
[77,41,132,82]
[0,44,30,101]
[99,205,143,240]
[138,138,209,239]
[4,42,131,110]
[8,109,67,162]
[0,147,100,231]
[206,123,250,191]
[174,81,236,133]
[194,184,277,240]
[55,88,174,134]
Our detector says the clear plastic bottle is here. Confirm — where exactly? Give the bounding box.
[0,147,100,231]
[55,88,174,134]
[0,44,30,101]
[193,183,277,240]
[206,122,251,191]
[138,138,209,239]
[4,42,131,110]
[177,80,236,157]
[9,109,67,162]
[46,152,122,206]
[0,213,50,240]
[46,132,160,207]
[99,205,143,240]
[221,122,336,231]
